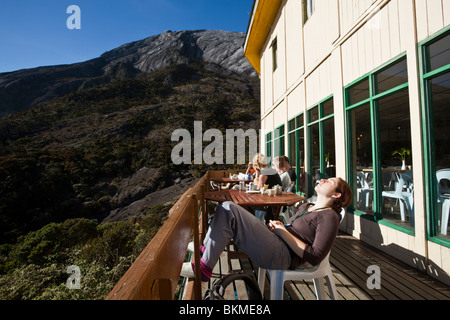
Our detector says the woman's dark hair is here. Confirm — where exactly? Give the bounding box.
[332,178,353,213]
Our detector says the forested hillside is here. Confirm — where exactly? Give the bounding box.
[0,60,259,299]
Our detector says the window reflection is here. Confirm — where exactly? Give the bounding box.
[288,115,306,195]
[376,58,408,94]
[431,73,450,170]
[323,98,334,117]
[348,78,370,105]
[347,58,414,229]
[310,123,320,185]
[324,117,335,178]
[307,97,335,201]
[308,106,319,122]
[297,129,305,194]
[379,89,414,226]
[350,104,373,214]
[428,34,450,72]
[431,72,450,237]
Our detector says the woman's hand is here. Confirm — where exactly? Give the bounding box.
[269,220,306,259]
[268,220,286,234]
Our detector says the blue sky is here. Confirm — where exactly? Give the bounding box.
[0,0,254,73]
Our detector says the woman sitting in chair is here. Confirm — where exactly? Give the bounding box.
[181,177,353,282]
[252,153,282,189]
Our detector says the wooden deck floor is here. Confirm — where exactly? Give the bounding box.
[202,233,450,300]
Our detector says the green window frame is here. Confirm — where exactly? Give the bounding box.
[288,113,305,195]
[265,124,285,164]
[307,96,335,197]
[344,54,413,235]
[265,132,272,160]
[273,124,285,158]
[419,26,450,247]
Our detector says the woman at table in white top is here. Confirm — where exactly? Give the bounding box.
[252,153,282,189]
[181,177,353,282]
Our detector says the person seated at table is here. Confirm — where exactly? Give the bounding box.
[252,153,282,189]
[181,177,353,282]
[272,156,291,191]
[245,162,256,180]
[282,156,296,192]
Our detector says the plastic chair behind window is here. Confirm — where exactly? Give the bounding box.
[381,171,414,225]
[437,169,450,235]
[356,171,374,211]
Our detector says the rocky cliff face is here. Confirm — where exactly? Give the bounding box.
[0,30,256,117]
[102,30,255,76]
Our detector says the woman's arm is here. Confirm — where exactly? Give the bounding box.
[270,212,340,265]
[268,220,306,258]
[258,174,268,189]
[245,163,251,175]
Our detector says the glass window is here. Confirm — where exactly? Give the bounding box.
[346,57,414,231]
[430,73,450,238]
[273,125,285,158]
[427,34,450,72]
[422,32,450,241]
[310,123,320,184]
[376,58,408,94]
[349,104,374,214]
[379,89,413,226]
[431,73,450,170]
[296,114,304,128]
[308,106,319,122]
[379,90,411,168]
[297,129,305,194]
[288,113,306,195]
[289,131,297,167]
[265,132,272,159]
[324,117,335,178]
[322,98,334,118]
[288,118,296,132]
[348,78,370,105]
[307,97,335,200]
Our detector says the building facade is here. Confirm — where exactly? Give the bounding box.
[244,0,449,284]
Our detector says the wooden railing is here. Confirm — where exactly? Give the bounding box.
[106,170,239,300]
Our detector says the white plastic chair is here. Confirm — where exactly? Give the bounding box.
[356,171,373,211]
[437,169,450,235]
[382,172,414,225]
[258,208,345,300]
[278,184,297,224]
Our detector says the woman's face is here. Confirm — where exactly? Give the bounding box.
[315,178,340,197]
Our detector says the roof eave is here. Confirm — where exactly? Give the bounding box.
[244,0,283,75]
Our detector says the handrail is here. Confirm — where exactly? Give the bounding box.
[106,170,239,300]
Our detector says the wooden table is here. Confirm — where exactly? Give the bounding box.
[204,190,305,220]
[209,177,252,183]
[209,177,254,190]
